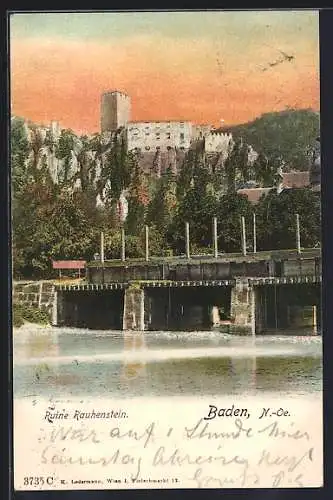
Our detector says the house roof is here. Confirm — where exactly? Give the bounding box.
[282,171,310,188]
[237,187,272,204]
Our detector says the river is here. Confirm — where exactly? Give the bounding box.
[13,326,322,399]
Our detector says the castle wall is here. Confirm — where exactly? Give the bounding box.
[204,132,233,154]
[16,91,242,189]
[126,121,193,152]
[192,124,213,140]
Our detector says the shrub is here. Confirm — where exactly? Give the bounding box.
[12,303,50,327]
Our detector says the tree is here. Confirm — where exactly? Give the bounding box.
[223,139,239,193]
[236,140,251,184]
[171,185,218,253]
[125,162,149,235]
[56,129,77,185]
[29,126,45,173]
[220,109,320,171]
[11,117,30,198]
[252,152,276,187]
[176,148,209,199]
[176,149,196,200]
[216,193,254,252]
[256,188,321,250]
[12,181,56,277]
[146,167,177,235]
[103,132,134,202]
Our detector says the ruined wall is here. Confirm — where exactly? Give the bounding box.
[204,132,233,154]
[12,281,56,319]
[192,124,213,140]
[126,121,193,152]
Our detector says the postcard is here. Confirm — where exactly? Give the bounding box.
[10,9,322,490]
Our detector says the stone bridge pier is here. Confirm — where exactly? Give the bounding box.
[53,274,321,334]
[230,278,256,335]
[123,286,145,331]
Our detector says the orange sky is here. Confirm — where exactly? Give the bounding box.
[10,11,320,134]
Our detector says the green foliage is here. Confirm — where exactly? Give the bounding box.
[102,226,165,259]
[11,124,138,278]
[217,193,254,252]
[57,129,76,159]
[104,133,134,202]
[252,152,276,187]
[170,149,220,252]
[221,109,319,171]
[11,117,30,198]
[12,183,98,278]
[13,303,50,327]
[176,149,206,199]
[56,129,77,185]
[125,162,148,235]
[172,187,218,251]
[255,188,321,250]
[147,167,177,236]
[11,112,321,279]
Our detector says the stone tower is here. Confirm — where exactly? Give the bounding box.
[100,90,131,133]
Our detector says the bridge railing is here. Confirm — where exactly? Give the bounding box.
[88,247,321,268]
[93,215,320,266]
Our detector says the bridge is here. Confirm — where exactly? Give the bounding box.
[52,247,321,335]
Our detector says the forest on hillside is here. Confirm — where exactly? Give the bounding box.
[11,112,321,279]
[220,108,320,171]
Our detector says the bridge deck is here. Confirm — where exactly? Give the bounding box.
[55,275,321,291]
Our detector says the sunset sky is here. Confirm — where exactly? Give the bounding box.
[10,10,319,135]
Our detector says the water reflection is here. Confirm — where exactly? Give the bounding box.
[14,329,60,360]
[13,329,82,389]
[120,332,147,383]
[13,327,322,398]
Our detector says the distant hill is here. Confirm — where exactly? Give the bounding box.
[219,108,320,171]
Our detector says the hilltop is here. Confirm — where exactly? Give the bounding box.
[219,108,320,171]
